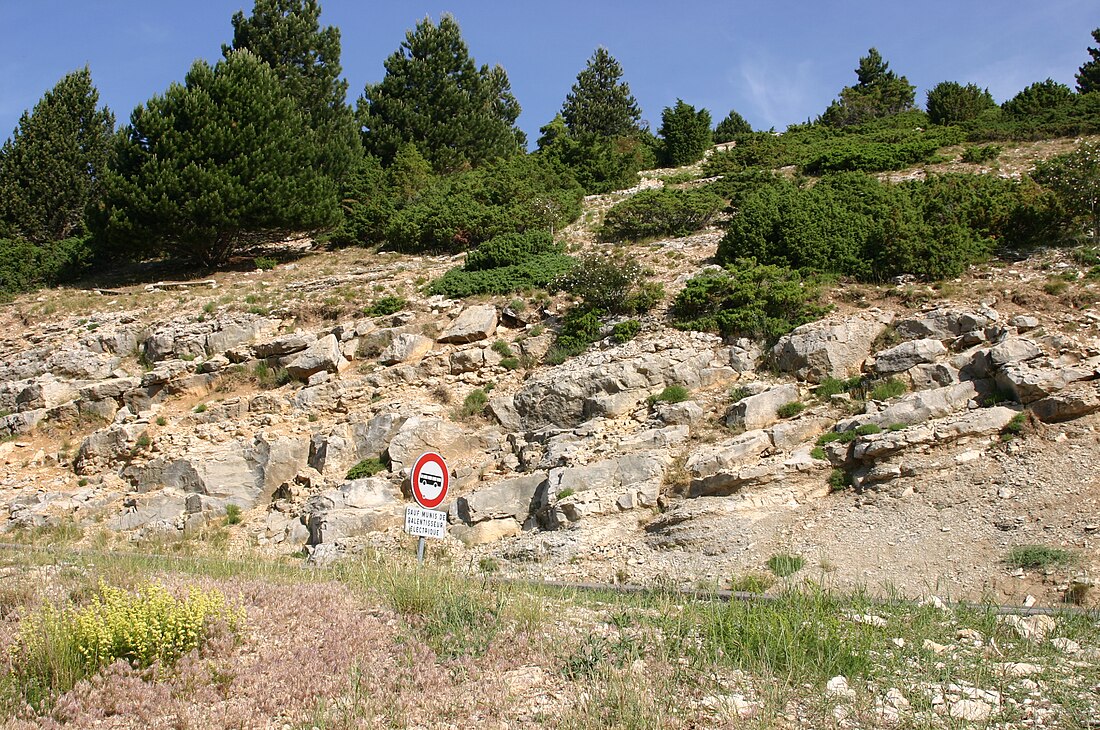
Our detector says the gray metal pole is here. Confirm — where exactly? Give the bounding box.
[417,536,426,565]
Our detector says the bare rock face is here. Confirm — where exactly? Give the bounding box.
[686,430,773,496]
[74,422,150,474]
[772,310,894,383]
[384,416,480,473]
[378,333,434,365]
[543,452,667,525]
[438,305,498,344]
[894,305,999,341]
[303,477,402,545]
[253,331,316,359]
[996,362,1096,404]
[837,381,981,432]
[871,339,946,374]
[285,334,346,379]
[454,472,548,525]
[725,383,800,431]
[1031,381,1100,423]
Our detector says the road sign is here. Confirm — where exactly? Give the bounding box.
[405,505,447,539]
[410,451,449,509]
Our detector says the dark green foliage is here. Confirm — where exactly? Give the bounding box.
[598,188,723,241]
[537,123,654,194]
[1033,141,1100,245]
[346,456,388,480]
[925,82,996,126]
[610,319,641,344]
[960,145,1002,164]
[717,171,1050,282]
[358,15,524,173]
[1005,545,1077,570]
[659,99,712,167]
[224,0,358,188]
[671,259,830,343]
[561,47,642,138]
[868,378,906,401]
[100,51,338,266]
[382,154,582,252]
[1002,79,1075,119]
[1077,29,1100,94]
[1001,411,1028,438]
[428,253,576,298]
[556,254,663,315]
[465,231,559,271]
[0,67,114,244]
[820,48,915,127]
[547,306,604,363]
[428,229,576,298]
[713,109,752,143]
[363,296,408,316]
[647,385,690,405]
[703,112,961,177]
[458,389,489,419]
[0,235,91,297]
[827,469,851,492]
[776,401,805,418]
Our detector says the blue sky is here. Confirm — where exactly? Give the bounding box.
[1,0,1096,145]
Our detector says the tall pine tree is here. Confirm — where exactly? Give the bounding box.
[358,15,525,173]
[820,48,915,127]
[560,47,642,138]
[223,0,358,187]
[1077,28,1100,94]
[0,67,114,243]
[659,100,712,167]
[101,50,338,266]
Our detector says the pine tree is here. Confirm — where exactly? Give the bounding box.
[0,67,114,243]
[713,109,752,143]
[925,82,996,125]
[659,100,712,167]
[1077,28,1100,94]
[1002,79,1075,119]
[561,47,642,138]
[223,0,359,186]
[101,50,338,266]
[358,14,525,173]
[820,48,915,127]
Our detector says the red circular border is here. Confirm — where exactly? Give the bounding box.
[410,451,449,509]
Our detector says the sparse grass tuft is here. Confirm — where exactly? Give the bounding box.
[776,401,804,418]
[766,553,805,578]
[1005,544,1077,570]
[224,504,242,525]
[647,385,690,405]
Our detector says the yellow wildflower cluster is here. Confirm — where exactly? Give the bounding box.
[20,580,245,673]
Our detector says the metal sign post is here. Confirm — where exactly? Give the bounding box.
[406,452,450,565]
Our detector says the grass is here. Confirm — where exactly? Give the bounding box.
[776,400,804,418]
[456,388,489,420]
[0,547,1097,726]
[868,377,907,401]
[827,469,851,492]
[766,553,805,578]
[224,504,242,525]
[1005,544,1078,570]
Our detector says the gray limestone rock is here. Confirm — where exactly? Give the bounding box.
[378,333,433,365]
[455,473,548,524]
[725,383,800,431]
[286,334,345,379]
[1031,381,1100,423]
[872,339,946,374]
[438,305,498,344]
[772,311,894,383]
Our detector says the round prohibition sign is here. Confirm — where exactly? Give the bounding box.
[410,452,449,509]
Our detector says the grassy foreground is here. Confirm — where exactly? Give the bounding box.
[0,546,1096,729]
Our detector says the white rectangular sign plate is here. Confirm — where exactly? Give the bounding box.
[405,505,447,539]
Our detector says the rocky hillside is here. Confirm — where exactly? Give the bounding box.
[2,158,1099,610]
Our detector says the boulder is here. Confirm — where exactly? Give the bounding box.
[768,416,830,451]
[725,383,800,430]
[686,430,773,495]
[849,406,1018,463]
[546,452,667,524]
[1031,381,1100,423]
[1009,315,1040,332]
[455,473,547,524]
[995,363,1095,404]
[988,338,1041,369]
[15,375,78,411]
[285,334,345,379]
[385,416,479,472]
[838,381,980,432]
[655,400,705,426]
[487,395,522,432]
[73,422,149,474]
[378,333,433,365]
[303,477,403,545]
[872,339,946,374]
[450,346,503,374]
[438,305,498,344]
[895,306,998,341]
[253,331,316,358]
[772,310,894,383]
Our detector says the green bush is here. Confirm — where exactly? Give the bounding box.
[658,99,712,167]
[0,235,91,297]
[671,259,830,343]
[491,339,514,357]
[428,253,576,298]
[458,389,489,419]
[363,296,408,317]
[827,469,851,492]
[346,456,388,480]
[728,572,774,593]
[253,256,277,270]
[960,144,1002,164]
[926,81,996,126]
[224,503,242,525]
[776,401,805,418]
[610,319,641,344]
[1005,544,1077,569]
[598,187,723,241]
[547,306,604,364]
[465,231,561,271]
[647,385,690,405]
[868,378,906,401]
[556,254,663,314]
